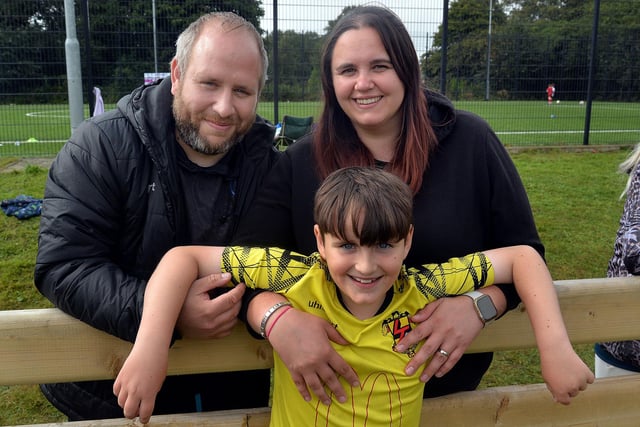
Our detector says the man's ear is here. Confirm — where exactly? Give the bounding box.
[314,224,326,258]
[170,58,180,95]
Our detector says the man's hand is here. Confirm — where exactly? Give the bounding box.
[176,273,245,339]
[267,308,360,405]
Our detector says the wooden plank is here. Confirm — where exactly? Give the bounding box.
[420,375,640,426]
[13,407,271,427]
[1,277,639,386]
[0,310,272,386]
[471,276,640,352]
[13,377,640,427]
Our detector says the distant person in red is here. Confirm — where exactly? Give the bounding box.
[547,83,556,105]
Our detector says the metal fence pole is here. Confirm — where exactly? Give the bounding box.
[440,0,448,95]
[64,0,84,131]
[272,0,280,125]
[485,0,493,101]
[81,0,94,117]
[583,0,600,146]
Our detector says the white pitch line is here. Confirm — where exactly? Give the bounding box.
[497,129,640,135]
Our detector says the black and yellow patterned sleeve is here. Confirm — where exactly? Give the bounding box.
[406,252,495,302]
[221,246,319,293]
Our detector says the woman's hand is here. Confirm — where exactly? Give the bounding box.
[267,308,360,405]
[394,287,506,382]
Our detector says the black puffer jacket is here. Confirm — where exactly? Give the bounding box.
[34,78,277,419]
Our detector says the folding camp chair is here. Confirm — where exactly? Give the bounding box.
[274,115,314,151]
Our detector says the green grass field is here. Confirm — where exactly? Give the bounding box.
[0,147,632,424]
[1,100,638,157]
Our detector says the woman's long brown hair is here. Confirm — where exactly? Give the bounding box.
[313,5,438,194]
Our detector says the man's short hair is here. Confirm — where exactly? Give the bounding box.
[173,12,268,92]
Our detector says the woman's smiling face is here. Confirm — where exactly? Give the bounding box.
[330,27,405,135]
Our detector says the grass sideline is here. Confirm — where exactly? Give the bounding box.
[0,147,632,424]
[1,100,639,156]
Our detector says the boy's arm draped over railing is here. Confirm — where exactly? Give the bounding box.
[2,277,639,426]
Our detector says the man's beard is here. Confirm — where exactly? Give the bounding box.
[174,116,240,156]
[172,97,242,156]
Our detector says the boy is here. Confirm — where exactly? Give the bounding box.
[114,167,593,426]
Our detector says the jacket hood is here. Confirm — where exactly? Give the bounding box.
[117,78,176,172]
[424,88,457,143]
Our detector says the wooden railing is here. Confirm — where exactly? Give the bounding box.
[2,277,639,426]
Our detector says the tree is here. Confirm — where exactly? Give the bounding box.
[423,0,640,101]
[2,0,265,103]
[324,5,357,34]
[262,5,360,103]
[83,0,265,100]
[424,0,506,99]
[263,30,322,101]
[592,0,640,100]
[495,0,640,100]
[0,0,67,102]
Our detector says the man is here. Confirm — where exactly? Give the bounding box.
[34,12,278,420]
[547,82,556,105]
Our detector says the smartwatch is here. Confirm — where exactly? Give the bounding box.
[463,291,498,327]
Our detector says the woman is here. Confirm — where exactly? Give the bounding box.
[594,143,640,377]
[234,5,544,404]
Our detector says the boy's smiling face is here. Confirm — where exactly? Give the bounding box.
[314,220,413,320]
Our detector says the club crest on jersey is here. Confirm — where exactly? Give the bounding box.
[382,310,417,357]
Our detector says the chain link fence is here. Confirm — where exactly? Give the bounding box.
[1,0,639,156]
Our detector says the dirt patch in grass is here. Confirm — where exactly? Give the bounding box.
[0,157,54,173]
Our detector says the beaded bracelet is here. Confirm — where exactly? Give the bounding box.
[259,301,293,338]
[265,306,293,340]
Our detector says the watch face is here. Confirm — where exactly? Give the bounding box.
[477,295,498,320]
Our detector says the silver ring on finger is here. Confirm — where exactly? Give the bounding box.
[438,348,450,358]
